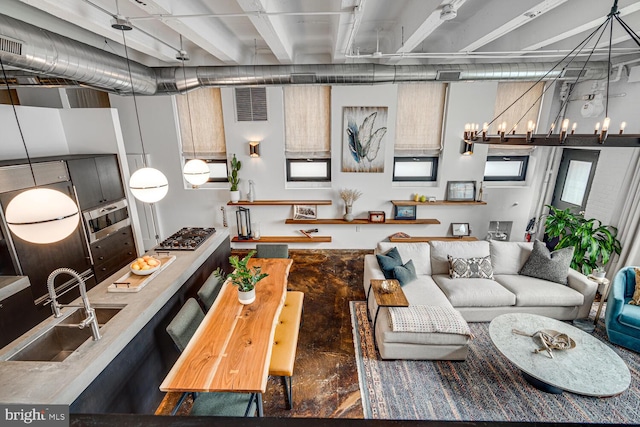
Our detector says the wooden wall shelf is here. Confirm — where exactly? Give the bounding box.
[390,200,487,206]
[228,200,332,206]
[285,218,440,225]
[389,236,479,242]
[231,236,332,243]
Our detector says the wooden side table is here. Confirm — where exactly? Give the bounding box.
[369,279,409,348]
[590,275,612,325]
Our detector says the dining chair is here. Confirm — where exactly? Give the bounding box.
[166,298,257,417]
[197,273,223,311]
[256,244,289,259]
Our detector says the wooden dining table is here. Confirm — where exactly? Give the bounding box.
[160,257,293,417]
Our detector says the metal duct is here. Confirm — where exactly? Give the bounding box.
[0,13,609,95]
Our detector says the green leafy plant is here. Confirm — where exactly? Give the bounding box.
[213,250,268,292]
[543,205,621,275]
[228,154,242,191]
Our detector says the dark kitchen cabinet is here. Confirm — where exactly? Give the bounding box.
[68,155,125,211]
[91,225,137,283]
[0,287,39,348]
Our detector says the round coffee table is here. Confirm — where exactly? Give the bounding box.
[489,313,630,397]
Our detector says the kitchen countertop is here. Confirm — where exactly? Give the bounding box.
[0,229,229,405]
[0,276,30,300]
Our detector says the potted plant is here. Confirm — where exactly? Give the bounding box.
[592,266,606,280]
[213,250,268,304]
[228,154,242,203]
[339,188,362,222]
[543,205,622,275]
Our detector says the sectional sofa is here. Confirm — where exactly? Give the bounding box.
[363,240,597,360]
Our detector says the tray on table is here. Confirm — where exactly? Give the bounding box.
[107,255,176,293]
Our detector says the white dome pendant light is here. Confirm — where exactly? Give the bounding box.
[114,10,168,203]
[178,36,210,188]
[0,57,79,244]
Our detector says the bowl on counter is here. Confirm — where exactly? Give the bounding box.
[130,256,161,276]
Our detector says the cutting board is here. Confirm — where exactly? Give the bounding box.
[107,255,176,293]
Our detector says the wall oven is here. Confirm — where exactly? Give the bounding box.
[83,199,130,243]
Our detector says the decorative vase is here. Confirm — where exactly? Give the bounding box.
[238,288,255,305]
[230,190,240,203]
[593,271,606,280]
[344,205,354,222]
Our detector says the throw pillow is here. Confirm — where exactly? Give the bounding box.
[629,268,640,305]
[519,240,574,285]
[376,247,403,279]
[393,259,417,286]
[448,255,494,279]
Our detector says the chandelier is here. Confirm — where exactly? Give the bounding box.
[464,0,640,148]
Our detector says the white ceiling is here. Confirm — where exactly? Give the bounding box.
[4,0,640,68]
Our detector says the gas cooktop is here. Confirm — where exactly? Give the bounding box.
[156,227,216,251]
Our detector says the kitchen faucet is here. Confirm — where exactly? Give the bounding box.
[47,268,101,341]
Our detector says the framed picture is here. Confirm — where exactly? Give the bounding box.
[394,205,417,220]
[446,181,476,202]
[452,223,471,237]
[368,211,386,223]
[342,106,388,173]
[293,204,318,220]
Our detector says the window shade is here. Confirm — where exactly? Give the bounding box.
[395,83,447,156]
[489,81,544,155]
[176,87,226,159]
[284,86,331,158]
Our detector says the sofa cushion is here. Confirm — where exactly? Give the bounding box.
[377,242,431,275]
[448,255,494,279]
[618,303,640,330]
[430,240,490,275]
[490,240,533,275]
[401,275,454,308]
[519,240,574,285]
[432,274,516,307]
[493,274,584,307]
[393,260,417,286]
[376,247,403,279]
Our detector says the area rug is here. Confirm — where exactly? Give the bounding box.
[350,301,640,423]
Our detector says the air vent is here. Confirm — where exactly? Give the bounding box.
[235,87,267,121]
[290,73,316,84]
[0,36,23,55]
[436,70,462,81]
[560,69,587,79]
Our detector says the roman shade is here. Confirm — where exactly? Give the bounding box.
[176,87,227,160]
[284,86,331,158]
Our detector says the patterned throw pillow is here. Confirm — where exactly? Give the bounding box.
[376,247,403,279]
[448,255,494,279]
[519,240,574,285]
[629,268,640,305]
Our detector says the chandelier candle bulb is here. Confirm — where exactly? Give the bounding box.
[511,124,517,135]
[620,121,627,134]
[482,122,488,140]
[571,122,577,135]
[602,117,611,132]
[594,122,600,134]
[547,122,555,137]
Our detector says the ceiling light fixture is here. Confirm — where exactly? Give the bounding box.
[440,4,457,21]
[465,0,640,148]
[178,36,210,188]
[0,58,80,244]
[112,2,168,203]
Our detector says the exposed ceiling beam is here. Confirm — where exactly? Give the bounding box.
[460,0,568,52]
[333,0,366,62]
[236,0,293,64]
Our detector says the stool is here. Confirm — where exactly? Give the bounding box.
[269,291,304,409]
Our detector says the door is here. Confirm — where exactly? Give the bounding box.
[551,149,599,214]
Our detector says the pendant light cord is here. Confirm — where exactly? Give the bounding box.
[179,35,197,159]
[0,57,37,186]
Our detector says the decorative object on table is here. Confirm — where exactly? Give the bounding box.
[368,211,386,223]
[427,196,437,203]
[108,255,176,293]
[251,221,261,240]
[543,205,621,275]
[476,181,484,202]
[446,181,476,202]
[342,106,387,173]
[228,153,242,202]
[339,188,362,222]
[592,266,606,280]
[512,328,576,359]
[389,232,411,240]
[293,204,318,220]
[247,180,255,202]
[299,228,319,238]
[451,222,470,237]
[130,255,161,275]
[412,194,428,203]
[235,207,252,240]
[213,250,268,305]
[393,204,417,220]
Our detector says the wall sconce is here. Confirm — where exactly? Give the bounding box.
[461,141,474,156]
[236,207,252,240]
[249,141,260,157]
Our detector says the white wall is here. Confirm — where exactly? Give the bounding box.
[0,105,68,159]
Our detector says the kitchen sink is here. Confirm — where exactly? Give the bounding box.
[7,306,125,362]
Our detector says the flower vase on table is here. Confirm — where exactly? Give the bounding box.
[344,205,354,222]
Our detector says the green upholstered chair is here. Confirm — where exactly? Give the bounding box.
[197,273,223,311]
[166,298,256,417]
[256,244,289,259]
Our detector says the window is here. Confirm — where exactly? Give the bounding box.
[394,83,446,181]
[182,159,228,183]
[393,157,438,181]
[284,86,331,182]
[286,159,331,182]
[484,156,529,181]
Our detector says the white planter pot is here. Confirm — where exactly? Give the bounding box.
[230,190,241,203]
[593,271,606,280]
[238,288,255,305]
